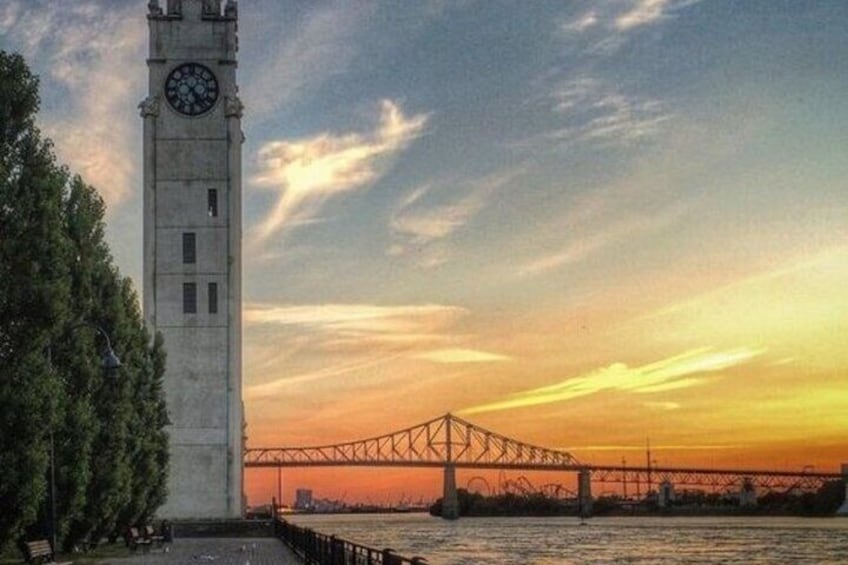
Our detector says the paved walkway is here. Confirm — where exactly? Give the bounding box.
[104,538,301,565]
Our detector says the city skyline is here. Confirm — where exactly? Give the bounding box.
[1,0,846,504]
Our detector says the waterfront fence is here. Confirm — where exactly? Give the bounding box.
[274,518,428,565]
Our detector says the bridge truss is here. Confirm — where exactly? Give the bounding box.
[590,465,840,491]
[245,413,842,493]
[245,413,582,470]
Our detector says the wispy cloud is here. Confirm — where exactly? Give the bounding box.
[544,0,695,150]
[1,1,145,207]
[391,184,482,243]
[616,0,672,31]
[643,401,681,411]
[414,348,512,364]
[641,246,848,323]
[246,352,404,400]
[459,347,765,415]
[242,2,371,117]
[389,170,518,266]
[561,10,599,34]
[245,302,466,344]
[560,0,701,54]
[549,77,671,145]
[0,3,22,35]
[520,202,688,276]
[250,100,428,247]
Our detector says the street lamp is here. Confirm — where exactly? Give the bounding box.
[47,323,121,553]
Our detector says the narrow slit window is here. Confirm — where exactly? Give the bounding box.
[183,282,197,314]
[208,282,218,314]
[208,189,218,217]
[182,232,196,264]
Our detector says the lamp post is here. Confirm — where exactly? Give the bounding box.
[47,323,121,553]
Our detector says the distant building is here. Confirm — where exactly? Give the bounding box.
[295,489,314,510]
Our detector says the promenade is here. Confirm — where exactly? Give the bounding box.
[106,538,301,565]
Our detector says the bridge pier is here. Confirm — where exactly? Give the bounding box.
[658,480,674,508]
[442,464,459,520]
[838,464,848,516]
[578,468,592,518]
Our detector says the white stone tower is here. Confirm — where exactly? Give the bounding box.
[140,0,243,518]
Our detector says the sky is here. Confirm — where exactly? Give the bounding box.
[2,0,847,506]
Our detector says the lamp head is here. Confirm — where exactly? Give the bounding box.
[101,347,122,371]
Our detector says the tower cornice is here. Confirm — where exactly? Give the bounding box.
[148,0,238,20]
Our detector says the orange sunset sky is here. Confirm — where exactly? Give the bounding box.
[2,1,846,505]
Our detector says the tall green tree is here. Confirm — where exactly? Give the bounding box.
[1,51,170,551]
[0,50,71,550]
[59,177,128,549]
[116,285,169,533]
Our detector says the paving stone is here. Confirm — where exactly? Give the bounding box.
[104,538,300,565]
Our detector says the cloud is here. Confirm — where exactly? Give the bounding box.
[548,77,671,145]
[459,347,765,415]
[242,2,371,117]
[615,0,671,30]
[560,1,701,53]
[244,302,467,343]
[520,202,688,276]
[246,353,404,400]
[1,1,145,208]
[414,348,512,364]
[561,10,599,34]
[250,100,428,246]
[389,170,518,266]
[0,3,21,35]
[643,401,681,411]
[642,246,848,323]
[391,184,478,243]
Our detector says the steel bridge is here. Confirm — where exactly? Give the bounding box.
[244,413,845,518]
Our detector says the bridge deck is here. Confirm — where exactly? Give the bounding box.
[107,538,300,565]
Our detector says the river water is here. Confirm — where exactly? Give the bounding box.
[288,513,848,564]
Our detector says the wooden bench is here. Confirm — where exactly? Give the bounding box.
[22,539,72,565]
[125,528,152,553]
[143,525,166,547]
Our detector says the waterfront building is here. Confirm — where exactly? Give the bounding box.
[295,489,314,511]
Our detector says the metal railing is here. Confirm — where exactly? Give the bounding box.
[274,518,427,565]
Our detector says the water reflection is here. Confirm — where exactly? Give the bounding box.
[289,514,848,564]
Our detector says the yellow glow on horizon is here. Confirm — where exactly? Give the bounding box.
[631,246,848,366]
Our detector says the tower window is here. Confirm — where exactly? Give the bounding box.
[208,282,218,314]
[183,282,197,314]
[208,189,218,217]
[183,232,196,264]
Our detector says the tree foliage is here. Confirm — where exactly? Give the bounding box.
[0,51,169,552]
[429,489,572,517]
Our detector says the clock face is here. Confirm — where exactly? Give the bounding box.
[164,63,219,116]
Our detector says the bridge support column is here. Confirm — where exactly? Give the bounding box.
[578,468,592,518]
[837,464,848,516]
[442,464,459,520]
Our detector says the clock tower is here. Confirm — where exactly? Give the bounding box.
[140,0,243,518]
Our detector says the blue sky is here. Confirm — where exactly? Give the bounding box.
[3,1,848,501]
